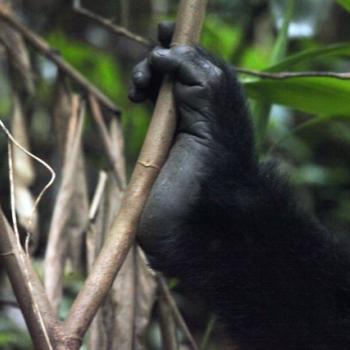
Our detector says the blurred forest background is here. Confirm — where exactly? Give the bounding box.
[1,0,350,349]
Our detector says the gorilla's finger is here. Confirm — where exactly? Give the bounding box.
[150,45,221,86]
[128,86,148,103]
[132,58,152,89]
[158,21,175,48]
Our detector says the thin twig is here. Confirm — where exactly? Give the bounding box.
[44,97,85,312]
[0,6,120,114]
[120,0,130,28]
[0,120,56,254]
[200,314,217,350]
[86,171,109,272]
[236,67,350,80]
[89,171,108,221]
[0,120,61,346]
[73,0,151,47]
[88,94,125,191]
[0,209,55,350]
[157,275,199,350]
[0,120,56,213]
[1,119,59,347]
[158,293,178,350]
[8,142,20,243]
[0,298,19,308]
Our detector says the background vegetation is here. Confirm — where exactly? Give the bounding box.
[1,0,350,349]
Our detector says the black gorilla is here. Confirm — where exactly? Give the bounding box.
[129,23,350,350]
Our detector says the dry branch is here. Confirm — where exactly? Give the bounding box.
[86,172,110,350]
[10,96,38,241]
[87,119,157,350]
[236,67,350,80]
[0,17,34,97]
[88,95,125,190]
[63,0,208,345]
[158,294,178,350]
[0,16,39,248]
[158,275,199,350]
[112,247,157,350]
[108,116,156,350]
[0,298,19,308]
[44,97,85,312]
[0,5,120,114]
[0,207,58,349]
[52,76,89,276]
[109,117,127,186]
[73,0,150,47]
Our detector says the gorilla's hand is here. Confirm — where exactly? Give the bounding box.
[130,22,255,270]
[129,22,241,144]
[128,25,350,350]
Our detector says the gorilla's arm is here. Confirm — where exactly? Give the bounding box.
[129,28,350,350]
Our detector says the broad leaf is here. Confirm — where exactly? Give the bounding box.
[244,77,350,116]
[266,43,350,72]
[337,0,350,12]
[202,16,241,59]
[252,0,294,150]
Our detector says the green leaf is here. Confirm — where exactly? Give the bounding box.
[337,0,350,12]
[244,77,350,116]
[269,0,295,64]
[240,46,271,70]
[252,0,294,152]
[266,43,350,72]
[46,32,123,101]
[268,115,332,153]
[202,15,241,60]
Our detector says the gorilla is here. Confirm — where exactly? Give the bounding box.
[129,23,350,350]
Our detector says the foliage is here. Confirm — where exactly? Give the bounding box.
[46,31,150,163]
[1,0,350,349]
[202,15,242,60]
[244,77,350,116]
[337,0,350,12]
[0,316,32,349]
[46,31,123,100]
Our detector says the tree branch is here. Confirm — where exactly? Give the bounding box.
[63,0,208,344]
[158,275,199,350]
[0,298,19,308]
[0,5,120,114]
[158,293,178,350]
[44,96,85,313]
[236,67,350,80]
[0,207,60,349]
[73,0,151,47]
[88,95,126,190]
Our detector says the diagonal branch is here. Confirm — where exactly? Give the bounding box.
[157,275,199,350]
[236,67,350,80]
[0,207,60,349]
[63,1,208,346]
[88,95,126,190]
[73,0,151,47]
[44,96,85,313]
[0,5,120,114]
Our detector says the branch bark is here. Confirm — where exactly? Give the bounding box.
[236,67,350,80]
[158,275,199,350]
[73,0,150,47]
[44,96,85,312]
[0,207,59,349]
[63,0,208,344]
[0,5,120,114]
[88,95,126,190]
[158,294,178,350]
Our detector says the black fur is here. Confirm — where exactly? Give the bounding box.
[130,24,350,349]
